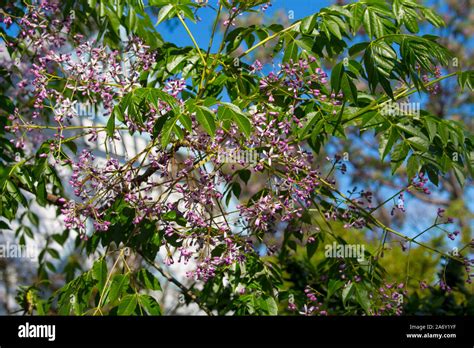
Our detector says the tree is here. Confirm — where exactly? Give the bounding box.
[0,0,472,316]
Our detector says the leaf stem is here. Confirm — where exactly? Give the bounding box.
[176,12,207,68]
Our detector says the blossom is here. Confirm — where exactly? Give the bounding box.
[164,78,186,97]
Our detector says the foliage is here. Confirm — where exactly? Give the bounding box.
[0,0,472,316]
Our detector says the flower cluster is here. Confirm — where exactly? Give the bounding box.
[422,66,442,95]
[372,282,406,316]
[4,3,156,158]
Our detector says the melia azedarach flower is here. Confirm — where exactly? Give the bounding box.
[1,0,473,316]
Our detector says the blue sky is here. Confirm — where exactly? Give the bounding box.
[156,0,333,50]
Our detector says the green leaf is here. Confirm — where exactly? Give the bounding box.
[106,113,115,137]
[392,0,404,22]
[440,153,451,172]
[349,3,364,33]
[403,13,419,33]
[425,165,440,186]
[422,8,445,27]
[162,210,177,221]
[134,88,179,114]
[406,154,419,180]
[300,15,317,34]
[342,283,354,306]
[47,248,60,259]
[391,142,410,174]
[127,7,137,30]
[364,41,397,96]
[355,285,370,313]
[363,8,384,39]
[396,123,419,137]
[327,5,352,18]
[237,169,251,185]
[327,279,344,299]
[0,95,14,113]
[113,104,125,122]
[166,54,187,74]
[424,118,437,141]
[453,163,466,186]
[176,5,196,23]
[407,136,429,152]
[161,115,182,148]
[106,7,121,33]
[92,259,107,292]
[139,294,162,315]
[400,37,451,74]
[341,74,358,103]
[326,19,342,40]
[179,113,192,132]
[219,103,251,137]
[266,297,278,315]
[63,140,77,155]
[6,180,28,207]
[193,105,216,136]
[0,221,11,230]
[120,88,179,130]
[231,182,241,198]
[457,70,474,91]
[109,274,130,303]
[300,112,321,138]
[371,41,396,78]
[379,127,399,160]
[36,180,47,207]
[306,238,319,259]
[161,114,180,148]
[137,269,162,291]
[437,122,449,145]
[283,39,298,63]
[234,113,252,137]
[156,4,174,25]
[118,294,138,315]
[160,113,192,148]
[259,297,278,315]
[349,42,369,56]
[331,62,344,93]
